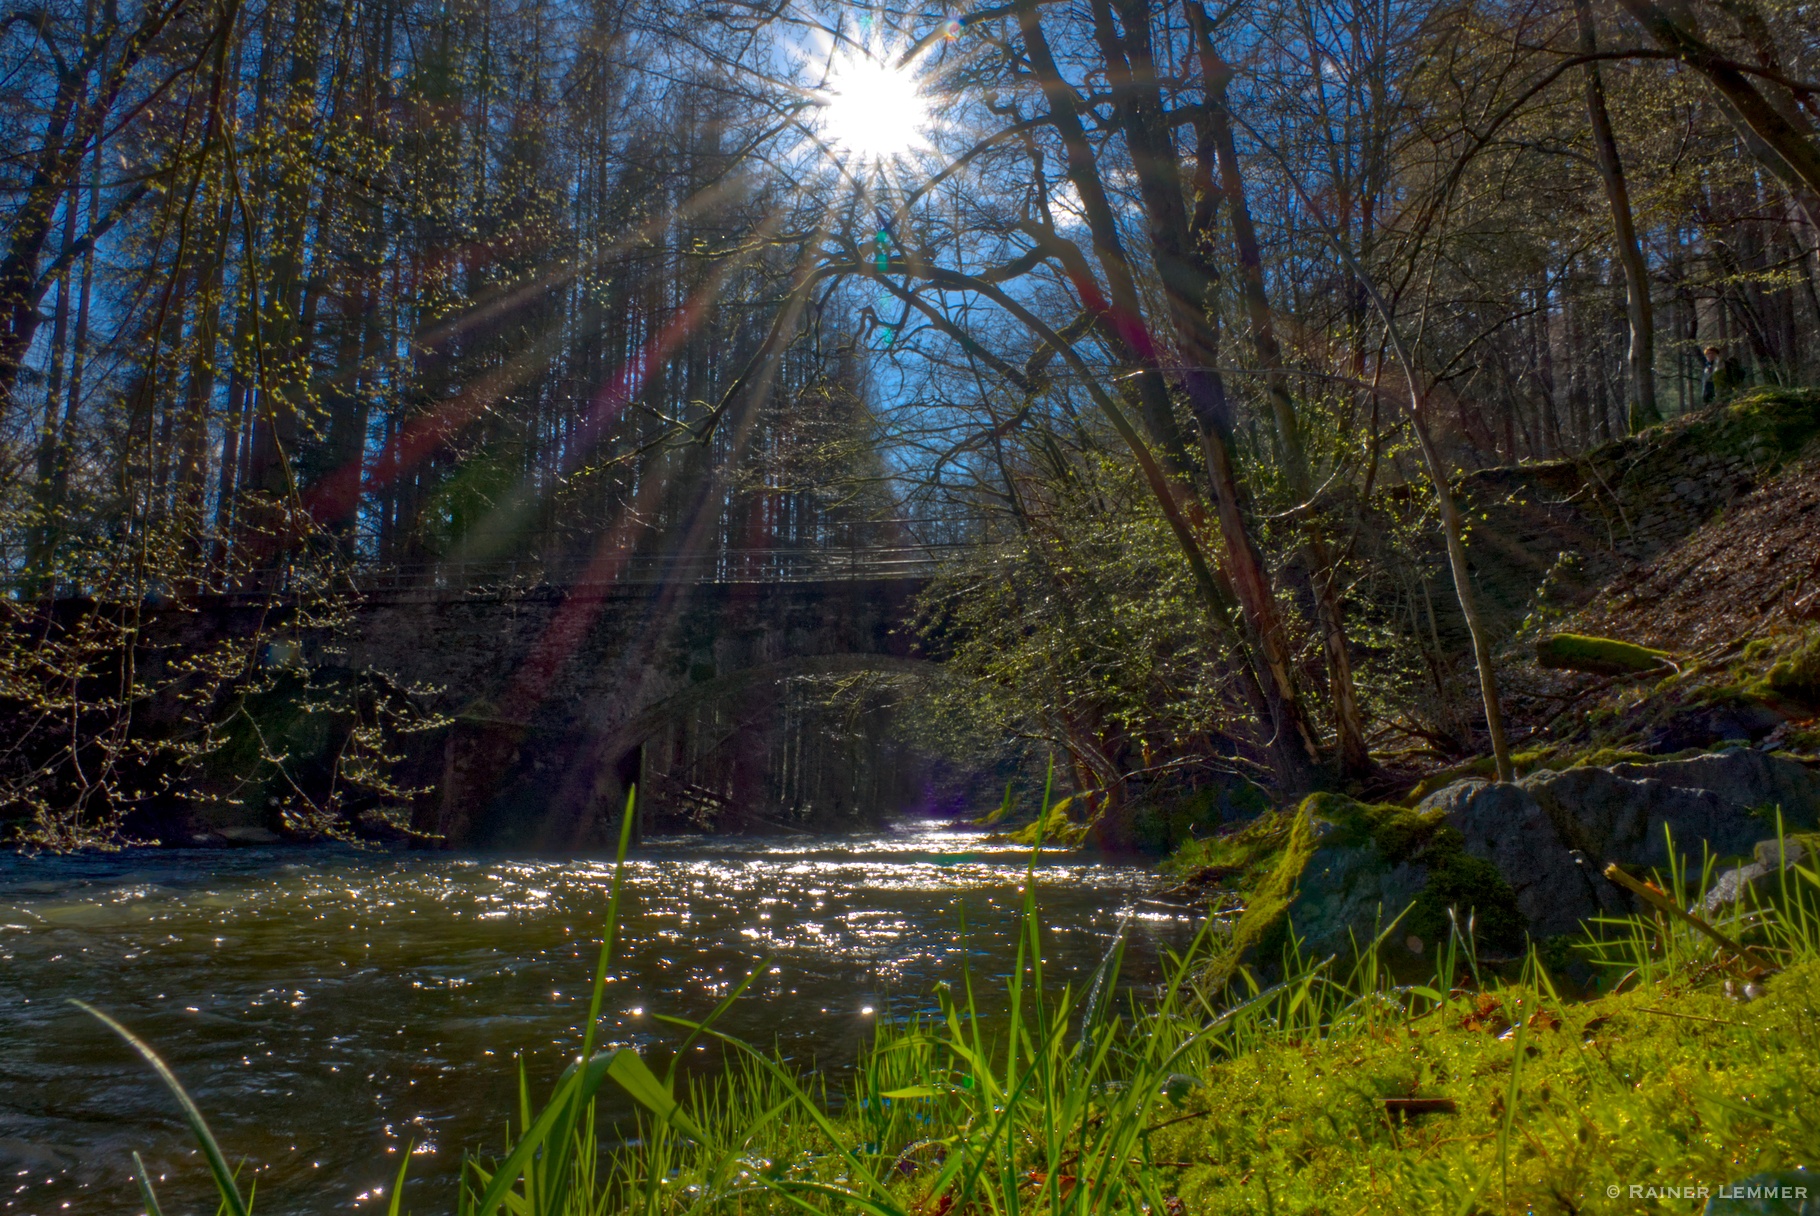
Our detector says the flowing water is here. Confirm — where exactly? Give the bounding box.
[0,822,1190,1215]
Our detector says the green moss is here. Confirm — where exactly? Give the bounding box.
[1246,794,1528,958]
[1302,794,1523,950]
[1691,679,1759,708]
[1411,850,1523,949]
[1567,746,1664,768]
[1224,806,1319,984]
[1160,959,1820,1214]
[1160,808,1295,878]
[1004,796,1089,846]
[1126,780,1270,853]
[1303,791,1445,862]
[1401,747,1555,805]
[1536,632,1673,676]
[1724,385,1820,455]
[1742,637,1778,664]
[1764,632,1820,707]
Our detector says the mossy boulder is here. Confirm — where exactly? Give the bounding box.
[1764,633,1820,708]
[1004,796,1092,846]
[1259,794,1525,964]
[1159,807,1300,888]
[1419,748,1820,936]
[1220,749,1820,962]
[1724,385,1820,455]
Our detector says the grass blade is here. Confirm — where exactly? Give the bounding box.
[471,1051,618,1216]
[386,1142,412,1216]
[73,1000,251,1216]
[605,1047,709,1141]
[131,1152,165,1216]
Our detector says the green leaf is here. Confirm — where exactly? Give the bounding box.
[386,1141,413,1216]
[472,1051,617,1216]
[879,1086,939,1100]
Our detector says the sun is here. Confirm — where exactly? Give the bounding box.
[813,46,932,165]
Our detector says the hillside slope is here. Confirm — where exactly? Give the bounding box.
[1564,454,1820,653]
[1497,414,1820,761]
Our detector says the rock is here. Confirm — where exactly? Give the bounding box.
[1416,780,1615,937]
[1262,749,1819,959]
[1522,764,1767,870]
[1271,796,1525,962]
[1641,700,1787,752]
[215,825,283,845]
[1418,748,1820,937]
[1280,818,1430,955]
[1607,748,1820,818]
[1700,838,1811,917]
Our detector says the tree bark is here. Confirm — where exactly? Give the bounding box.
[1027,0,1324,785]
[1014,4,1194,474]
[1055,0,1324,779]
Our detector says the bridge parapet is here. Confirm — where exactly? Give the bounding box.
[348,543,978,600]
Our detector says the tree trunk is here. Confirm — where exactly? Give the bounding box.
[1614,0,1820,204]
[1241,95,1517,779]
[1576,0,1658,431]
[1199,36,1373,777]
[1015,3,1323,786]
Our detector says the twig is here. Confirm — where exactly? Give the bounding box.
[1144,1108,1217,1134]
[1601,863,1776,973]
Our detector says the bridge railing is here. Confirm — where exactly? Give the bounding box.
[0,540,1003,602]
[345,543,984,594]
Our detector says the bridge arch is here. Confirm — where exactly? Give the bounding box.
[591,654,940,841]
[343,578,936,847]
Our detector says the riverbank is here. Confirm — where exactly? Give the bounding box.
[464,828,1819,1215]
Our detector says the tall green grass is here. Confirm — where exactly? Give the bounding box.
[81,800,1820,1214]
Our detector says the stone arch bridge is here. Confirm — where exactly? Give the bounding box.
[332,551,939,847]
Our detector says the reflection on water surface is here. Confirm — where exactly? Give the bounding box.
[0,822,1188,1215]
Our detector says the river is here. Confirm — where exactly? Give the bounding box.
[0,822,1189,1215]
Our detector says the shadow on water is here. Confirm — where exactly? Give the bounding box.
[0,822,1193,1215]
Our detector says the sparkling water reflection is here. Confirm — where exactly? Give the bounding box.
[0,822,1189,1215]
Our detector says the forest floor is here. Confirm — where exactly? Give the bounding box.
[1562,453,1820,654]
